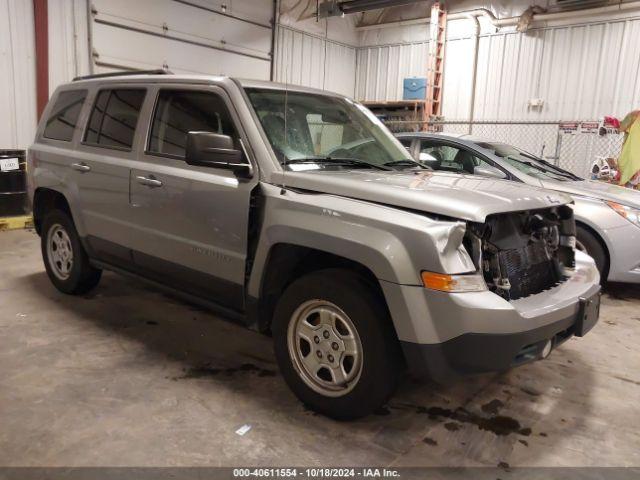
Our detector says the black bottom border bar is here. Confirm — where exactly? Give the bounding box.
[0,467,639,480]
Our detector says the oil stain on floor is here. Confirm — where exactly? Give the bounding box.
[172,362,277,380]
[418,405,532,437]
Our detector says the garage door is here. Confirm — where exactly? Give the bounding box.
[90,0,273,79]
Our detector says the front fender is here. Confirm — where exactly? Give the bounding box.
[247,184,476,298]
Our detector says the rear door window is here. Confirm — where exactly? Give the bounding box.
[84,89,146,150]
[148,90,237,158]
[43,90,87,141]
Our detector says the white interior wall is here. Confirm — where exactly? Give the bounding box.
[48,0,90,92]
[1,0,276,151]
[274,0,358,97]
[0,0,37,150]
[355,41,430,100]
[4,0,640,152]
[356,8,640,121]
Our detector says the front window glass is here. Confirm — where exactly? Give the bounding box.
[148,90,236,158]
[245,88,414,171]
[477,142,581,182]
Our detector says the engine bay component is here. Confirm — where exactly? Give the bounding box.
[465,205,576,301]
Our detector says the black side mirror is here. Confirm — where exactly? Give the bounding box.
[185,131,252,177]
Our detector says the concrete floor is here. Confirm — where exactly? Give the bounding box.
[1,228,639,468]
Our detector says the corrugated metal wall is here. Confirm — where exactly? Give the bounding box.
[356,15,640,121]
[470,19,640,120]
[0,0,37,150]
[355,41,430,101]
[274,25,357,97]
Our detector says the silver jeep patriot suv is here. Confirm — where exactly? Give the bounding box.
[28,71,601,419]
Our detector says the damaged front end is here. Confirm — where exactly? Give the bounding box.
[464,205,576,301]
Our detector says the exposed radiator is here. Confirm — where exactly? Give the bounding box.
[496,241,562,301]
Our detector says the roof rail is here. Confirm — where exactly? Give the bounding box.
[72,68,173,82]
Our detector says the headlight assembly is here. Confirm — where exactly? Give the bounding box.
[606,201,640,228]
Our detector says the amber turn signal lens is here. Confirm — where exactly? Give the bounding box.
[421,271,487,293]
[421,272,453,291]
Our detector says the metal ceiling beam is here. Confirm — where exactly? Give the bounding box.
[318,0,423,18]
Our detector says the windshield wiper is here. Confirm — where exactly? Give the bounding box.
[283,156,392,171]
[383,159,429,169]
[517,154,580,180]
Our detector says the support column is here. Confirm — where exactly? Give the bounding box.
[33,0,49,120]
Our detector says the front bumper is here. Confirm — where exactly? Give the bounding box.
[381,250,601,382]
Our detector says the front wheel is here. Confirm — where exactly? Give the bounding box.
[41,210,102,294]
[272,269,402,420]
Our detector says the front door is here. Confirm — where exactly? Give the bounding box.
[128,86,256,311]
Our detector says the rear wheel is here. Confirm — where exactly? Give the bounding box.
[41,210,102,294]
[576,225,608,282]
[272,269,402,420]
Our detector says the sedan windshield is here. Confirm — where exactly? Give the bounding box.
[477,142,582,182]
[245,88,415,171]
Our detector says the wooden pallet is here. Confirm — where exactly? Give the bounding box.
[0,215,33,231]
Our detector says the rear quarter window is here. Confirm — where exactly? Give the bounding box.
[43,90,87,141]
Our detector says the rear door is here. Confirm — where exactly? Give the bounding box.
[34,88,89,229]
[74,87,147,266]
[127,85,257,311]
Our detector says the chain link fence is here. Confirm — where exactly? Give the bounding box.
[384,119,625,179]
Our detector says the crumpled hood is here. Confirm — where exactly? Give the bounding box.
[542,179,640,209]
[280,170,571,222]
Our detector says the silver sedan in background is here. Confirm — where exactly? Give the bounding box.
[396,132,640,283]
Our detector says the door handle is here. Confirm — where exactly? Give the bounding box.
[136,175,163,188]
[71,162,91,173]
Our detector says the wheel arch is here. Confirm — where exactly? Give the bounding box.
[575,219,610,280]
[250,243,389,334]
[32,188,73,235]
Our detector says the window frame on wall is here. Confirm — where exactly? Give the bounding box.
[82,88,147,152]
[144,88,240,161]
[42,89,88,142]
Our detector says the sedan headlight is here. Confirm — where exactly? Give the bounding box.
[421,271,487,292]
[606,201,640,227]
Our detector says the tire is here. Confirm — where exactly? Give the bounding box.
[41,209,102,294]
[576,225,608,282]
[272,269,402,420]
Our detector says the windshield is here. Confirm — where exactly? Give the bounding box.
[476,142,581,182]
[245,88,413,171]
